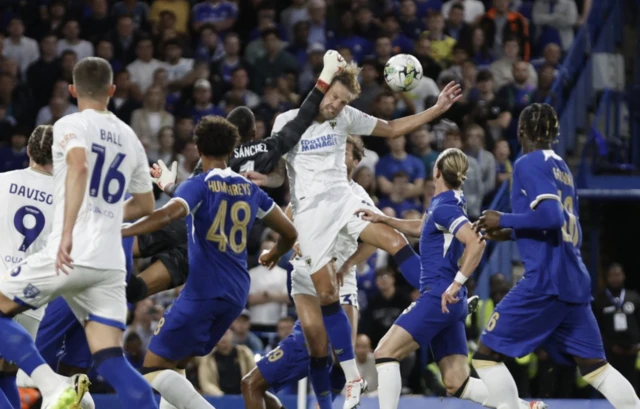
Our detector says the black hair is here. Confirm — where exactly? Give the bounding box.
[518,103,559,145]
[194,116,240,157]
[476,69,493,82]
[226,106,255,142]
[451,3,465,11]
[28,125,54,166]
[73,57,112,98]
[346,135,365,162]
[261,27,280,40]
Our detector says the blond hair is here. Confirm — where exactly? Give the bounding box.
[332,62,362,97]
[436,148,468,189]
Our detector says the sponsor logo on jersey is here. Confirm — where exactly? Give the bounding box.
[59,133,77,148]
[23,284,40,299]
[300,134,338,152]
[234,143,268,159]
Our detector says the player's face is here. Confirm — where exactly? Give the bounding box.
[320,82,352,120]
[606,266,625,290]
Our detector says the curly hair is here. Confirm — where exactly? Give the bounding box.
[332,62,362,97]
[346,135,365,163]
[194,115,240,157]
[28,125,54,166]
[519,103,559,145]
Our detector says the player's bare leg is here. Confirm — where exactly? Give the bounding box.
[574,357,640,409]
[241,367,285,409]
[141,351,214,409]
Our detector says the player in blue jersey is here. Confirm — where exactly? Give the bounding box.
[473,103,640,409]
[121,116,298,409]
[356,148,544,409]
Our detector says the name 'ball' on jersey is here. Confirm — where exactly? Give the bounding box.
[384,54,423,92]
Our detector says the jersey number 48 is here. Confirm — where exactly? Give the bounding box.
[206,200,251,253]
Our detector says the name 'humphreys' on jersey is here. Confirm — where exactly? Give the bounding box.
[234,143,268,159]
[300,134,338,152]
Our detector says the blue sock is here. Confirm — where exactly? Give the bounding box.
[0,373,20,409]
[394,244,421,289]
[330,365,346,401]
[93,347,157,409]
[321,302,355,362]
[0,315,47,375]
[309,356,332,409]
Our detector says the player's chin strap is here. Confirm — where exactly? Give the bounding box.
[141,367,186,383]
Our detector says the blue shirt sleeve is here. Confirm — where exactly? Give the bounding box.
[253,184,275,219]
[174,177,206,214]
[431,204,469,236]
[514,156,560,210]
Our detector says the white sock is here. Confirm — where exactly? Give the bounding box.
[584,364,640,409]
[376,361,401,409]
[151,370,215,409]
[30,364,63,396]
[340,359,360,382]
[473,361,521,409]
[461,377,533,409]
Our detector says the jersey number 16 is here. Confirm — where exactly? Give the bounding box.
[89,143,127,204]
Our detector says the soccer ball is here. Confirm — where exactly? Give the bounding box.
[384,54,423,92]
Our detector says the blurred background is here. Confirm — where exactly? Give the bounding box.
[0,0,639,407]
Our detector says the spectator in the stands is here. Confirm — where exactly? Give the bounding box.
[298,42,325,93]
[423,178,436,211]
[411,126,440,179]
[252,28,298,95]
[31,0,67,40]
[489,37,537,91]
[155,10,191,50]
[150,0,190,34]
[220,67,261,110]
[479,0,530,61]
[376,134,426,200]
[131,85,175,155]
[177,140,200,181]
[286,21,311,67]
[58,50,77,84]
[0,129,29,172]
[382,13,413,55]
[175,115,195,143]
[443,128,484,219]
[186,78,224,124]
[127,36,167,97]
[351,58,383,113]
[496,61,536,144]
[438,43,469,84]
[493,138,512,187]
[531,42,562,74]
[27,33,61,110]
[194,24,223,63]
[191,0,238,34]
[465,26,495,68]
[163,38,193,82]
[198,329,255,396]
[333,11,373,63]
[96,39,124,74]
[531,63,556,104]
[413,36,443,82]
[442,0,485,23]
[108,70,141,124]
[57,19,94,61]
[209,32,242,86]
[308,0,328,45]
[398,0,425,40]
[248,240,290,333]
[281,0,309,40]
[151,126,177,164]
[355,334,378,394]
[354,6,379,41]
[83,0,113,45]
[464,124,496,195]
[231,310,264,355]
[373,35,394,73]
[422,11,456,67]
[3,17,39,77]
[445,3,472,43]
[36,96,77,126]
[378,171,420,218]
[0,104,17,142]
[465,70,511,148]
[110,14,140,65]
[276,72,299,106]
[112,0,151,31]
[0,72,32,127]
[532,0,578,52]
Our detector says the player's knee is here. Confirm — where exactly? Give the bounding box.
[317,289,339,306]
[443,371,468,396]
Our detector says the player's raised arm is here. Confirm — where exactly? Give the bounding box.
[369,81,462,138]
[354,208,424,238]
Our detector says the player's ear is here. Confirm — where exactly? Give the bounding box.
[68,84,78,99]
[108,84,116,97]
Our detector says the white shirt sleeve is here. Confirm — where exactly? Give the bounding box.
[53,116,87,157]
[271,110,297,135]
[343,105,379,136]
[128,137,153,194]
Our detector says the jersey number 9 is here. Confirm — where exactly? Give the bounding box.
[206,200,251,253]
[89,143,127,204]
[558,190,578,246]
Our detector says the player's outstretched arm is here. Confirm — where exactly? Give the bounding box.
[477,200,564,233]
[354,208,423,238]
[57,147,89,273]
[259,206,297,269]
[123,191,155,221]
[243,160,286,188]
[121,201,186,238]
[369,81,462,138]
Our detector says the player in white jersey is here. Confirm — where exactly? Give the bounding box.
[0,57,158,409]
[260,64,462,409]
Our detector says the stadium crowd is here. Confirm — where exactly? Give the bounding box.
[1,0,638,405]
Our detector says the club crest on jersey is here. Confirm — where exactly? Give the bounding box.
[23,284,40,299]
[329,120,337,129]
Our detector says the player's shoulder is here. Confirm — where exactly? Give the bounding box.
[515,150,564,172]
[275,109,298,122]
[54,111,86,129]
[431,190,465,214]
[349,180,372,200]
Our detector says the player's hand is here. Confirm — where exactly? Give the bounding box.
[476,210,503,232]
[242,171,269,187]
[56,232,74,275]
[435,81,463,113]
[323,50,347,78]
[259,248,280,270]
[441,281,462,313]
[355,208,385,223]
[150,160,178,191]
